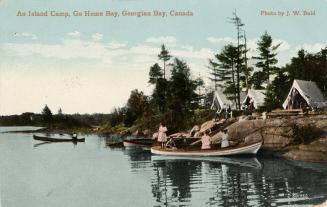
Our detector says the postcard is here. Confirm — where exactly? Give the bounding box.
[0,0,326,206]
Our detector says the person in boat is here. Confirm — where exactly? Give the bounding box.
[158,122,168,148]
[201,130,211,150]
[72,132,77,140]
[221,129,229,148]
[165,137,176,149]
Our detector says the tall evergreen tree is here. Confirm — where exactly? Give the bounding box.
[158,44,172,79]
[210,44,243,109]
[263,70,291,111]
[41,104,53,125]
[148,63,163,84]
[229,10,245,109]
[148,63,167,113]
[166,58,198,129]
[253,31,280,85]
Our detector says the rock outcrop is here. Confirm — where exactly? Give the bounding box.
[211,115,327,162]
[284,137,327,162]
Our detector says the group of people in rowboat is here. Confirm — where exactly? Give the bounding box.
[201,128,229,150]
[157,122,229,150]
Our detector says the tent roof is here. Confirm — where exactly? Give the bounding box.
[282,79,327,109]
[243,89,266,108]
[211,90,234,110]
[211,90,247,110]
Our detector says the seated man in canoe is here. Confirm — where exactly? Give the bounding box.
[72,132,78,140]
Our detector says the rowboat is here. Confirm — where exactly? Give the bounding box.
[151,141,262,156]
[33,135,85,142]
[123,138,155,149]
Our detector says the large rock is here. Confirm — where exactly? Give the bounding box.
[263,134,292,150]
[210,131,224,144]
[244,131,263,145]
[200,119,225,133]
[225,119,265,141]
[169,132,189,138]
[262,126,293,137]
[284,137,327,162]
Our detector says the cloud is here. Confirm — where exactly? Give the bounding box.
[91,33,103,41]
[66,31,80,38]
[172,47,214,60]
[145,36,177,46]
[294,43,326,53]
[14,32,37,40]
[3,39,112,63]
[207,37,236,44]
[273,39,291,51]
[106,41,126,49]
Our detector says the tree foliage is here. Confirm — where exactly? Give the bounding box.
[42,104,53,124]
[253,31,280,84]
[263,70,291,111]
[158,44,172,79]
[285,48,327,96]
[209,44,244,109]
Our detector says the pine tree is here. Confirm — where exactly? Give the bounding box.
[41,104,53,125]
[263,70,291,111]
[210,44,243,108]
[148,63,163,84]
[166,58,198,129]
[229,10,246,109]
[158,44,172,79]
[253,31,280,85]
[148,63,167,113]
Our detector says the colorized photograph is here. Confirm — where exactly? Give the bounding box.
[0,0,326,206]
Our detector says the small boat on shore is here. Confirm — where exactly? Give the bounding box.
[151,141,262,156]
[123,138,155,149]
[33,135,85,142]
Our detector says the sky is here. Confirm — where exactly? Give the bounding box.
[0,0,326,115]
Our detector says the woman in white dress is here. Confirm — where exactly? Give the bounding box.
[158,123,168,148]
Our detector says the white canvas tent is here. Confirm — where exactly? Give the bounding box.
[242,89,266,109]
[211,90,247,111]
[282,79,327,109]
[211,90,234,111]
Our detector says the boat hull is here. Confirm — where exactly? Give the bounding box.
[151,142,262,156]
[33,135,85,142]
[123,139,154,149]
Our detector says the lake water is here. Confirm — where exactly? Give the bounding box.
[0,127,326,207]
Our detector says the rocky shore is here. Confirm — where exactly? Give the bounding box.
[168,115,327,163]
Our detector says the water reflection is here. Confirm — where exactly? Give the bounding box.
[1,128,325,207]
[123,151,327,206]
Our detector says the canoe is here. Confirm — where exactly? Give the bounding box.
[123,138,155,149]
[151,141,262,156]
[33,135,85,142]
